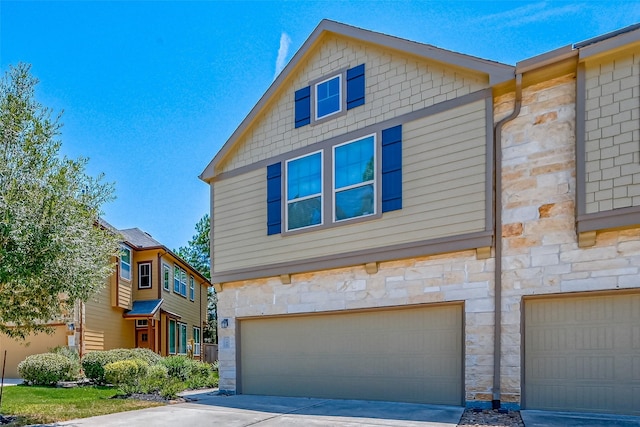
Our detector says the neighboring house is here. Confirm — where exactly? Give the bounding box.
[0,224,211,378]
[200,20,640,415]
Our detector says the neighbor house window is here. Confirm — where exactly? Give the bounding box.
[189,276,195,301]
[286,151,323,231]
[315,74,342,120]
[162,263,170,291]
[174,265,187,296]
[193,327,201,356]
[178,322,187,354]
[138,262,152,289]
[169,319,176,354]
[120,246,131,280]
[333,135,376,221]
[136,319,148,328]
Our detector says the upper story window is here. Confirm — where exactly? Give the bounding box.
[286,151,323,231]
[120,245,131,281]
[138,262,152,289]
[189,276,195,301]
[315,74,342,120]
[333,135,375,221]
[267,125,402,236]
[162,263,170,291]
[173,265,187,297]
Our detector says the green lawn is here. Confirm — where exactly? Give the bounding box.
[0,385,163,426]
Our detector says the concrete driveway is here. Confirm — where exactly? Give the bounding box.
[54,392,464,426]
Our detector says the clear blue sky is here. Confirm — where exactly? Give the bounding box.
[2,1,639,250]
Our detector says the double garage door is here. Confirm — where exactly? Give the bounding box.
[524,292,640,415]
[238,304,463,405]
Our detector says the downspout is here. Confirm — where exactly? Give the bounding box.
[492,73,522,409]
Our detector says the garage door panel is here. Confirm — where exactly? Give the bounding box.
[525,293,640,415]
[240,304,463,405]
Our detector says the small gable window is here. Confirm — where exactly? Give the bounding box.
[286,151,323,231]
[315,75,342,120]
[295,64,365,129]
[162,263,170,291]
[333,135,376,222]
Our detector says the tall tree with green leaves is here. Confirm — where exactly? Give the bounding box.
[175,214,216,343]
[0,63,121,339]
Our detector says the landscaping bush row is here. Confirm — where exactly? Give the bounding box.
[18,347,218,398]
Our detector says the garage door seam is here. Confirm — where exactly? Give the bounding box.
[243,399,331,426]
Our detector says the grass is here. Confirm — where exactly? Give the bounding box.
[0,385,164,426]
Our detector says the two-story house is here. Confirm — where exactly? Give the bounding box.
[200,20,639,415]
[1,223,211,377]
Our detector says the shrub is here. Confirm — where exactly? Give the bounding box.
[139,364,169,394]
[104,358,149,395]
[18,353,76,385]
[185,360,218,389]
[50,346,81,379]
[160,355,191,381]
[82,348,161,384]
[159,377,184,400]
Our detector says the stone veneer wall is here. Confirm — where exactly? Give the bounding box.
[216,249,496,403]
[498,73,640,404]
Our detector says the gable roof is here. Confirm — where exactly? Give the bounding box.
[199,19,514,182]
[120,227,164,248]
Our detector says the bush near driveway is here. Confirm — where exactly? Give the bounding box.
[103,358,149,395]
[81,348,161,384]
[18,353,77,385]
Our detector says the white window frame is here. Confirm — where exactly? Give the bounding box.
[174,265,187,296]
[120,245,131,281]
[332,134,377,223]
[162,263,170,291]
[135,319,148,328]
[138,261,152,289]
[285,150,324,232]
[314,74,342,121]
[189,276,195,301]
[193,326,201,356]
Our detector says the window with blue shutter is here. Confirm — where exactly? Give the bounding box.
[381,125,402,212]
[294,87,311,128]
[294,64,365,129]
[267,163,282,235]
[346,64,365,110]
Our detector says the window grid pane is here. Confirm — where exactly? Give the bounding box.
[287,152,322,231]
[316,76,341,119]
[334,136,376,221]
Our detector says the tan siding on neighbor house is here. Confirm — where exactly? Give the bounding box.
[217,34,488,174]
[0,326,67,378]
[213,99,487,273]
[84,279,134,352]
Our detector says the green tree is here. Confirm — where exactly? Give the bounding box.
[0,63,121,339]
[175,214,216,343]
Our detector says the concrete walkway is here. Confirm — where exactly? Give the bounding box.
[521,410,640,427]
[54,392,464,426]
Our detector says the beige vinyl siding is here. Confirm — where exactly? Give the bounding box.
[213,99,487,272]
[583,50,640,213]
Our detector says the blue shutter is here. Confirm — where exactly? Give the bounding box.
[294,86,311,128]
[346,64,365,110]
[267,163,282,235]
[381,125,402,212]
